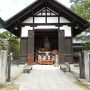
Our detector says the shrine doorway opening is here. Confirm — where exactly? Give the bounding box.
[34,29,58,64]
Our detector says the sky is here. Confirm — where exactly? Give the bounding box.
[0,0,70,21]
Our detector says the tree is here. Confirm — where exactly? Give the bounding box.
[71,0,83,4]
[70,0,90,20]
[1,31,20,60]
[70,0,90,50]
[0,39,3,50]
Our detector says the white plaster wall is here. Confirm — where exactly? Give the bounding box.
[60,26,71,37]
[84,50,90,81]
[35,17,45,23]
[23,17,58,23]
[34,26,58,29]
[22,16,71,37]
[21,25,71,37]
[47,17,58,23]
[23,16,70,24]
[37,13,41,15]
[60,17,70,23]
[21,26,33,37]
[23,17,33,23]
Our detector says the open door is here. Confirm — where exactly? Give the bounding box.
[27,30,34,64]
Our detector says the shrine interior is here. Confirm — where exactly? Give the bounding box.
[34,29,58,63]
[34,29,58,52]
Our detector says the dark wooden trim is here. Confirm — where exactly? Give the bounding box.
[21,23,72,27]
[20,37,28,57]
[0,17,5,27]
[45,2,47,23]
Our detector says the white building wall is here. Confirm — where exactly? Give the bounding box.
[34,26,58,29]
[23,17,33,23]
[34,17,45,23]
[21,26,71,37]
[21,26,33,37]
[60,26,71,37]
[60,17,70,23]
[23,17,70,23]
[22,16,71,37]
[47,17,58,23]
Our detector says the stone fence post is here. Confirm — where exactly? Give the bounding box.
[84,50,90,81]
[0,50,8,83]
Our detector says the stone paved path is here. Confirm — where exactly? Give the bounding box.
[15,65,83,90]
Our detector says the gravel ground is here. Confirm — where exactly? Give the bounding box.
[11,64,26,81]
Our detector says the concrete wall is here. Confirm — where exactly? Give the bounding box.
[0,50,8,83]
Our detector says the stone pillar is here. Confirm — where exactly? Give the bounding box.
[79,51,85,79]
[0,50,8,83]
[84,50,90,81]
[54,55,59,66]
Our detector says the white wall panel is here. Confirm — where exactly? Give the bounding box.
[60,17,70,23]
[21,26,33,37]
[60,26,71,37]
[47,12,50,15]
[34,26,58,29]
[23,17,33,23]
[35,17,45,23]
[47,17,58,23]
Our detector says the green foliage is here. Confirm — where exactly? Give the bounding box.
[70,0,90,20]
[1,31,20,60]
[1,31,9,39]
[74,31,90,41]
[0,41,3,50]
[71,0,90,50]
[75,79,89,90]
[83,41,90,50]
[8,37,20,60]
[71,0,83,4]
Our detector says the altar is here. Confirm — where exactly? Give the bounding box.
[38,51,53,64]
[37,50,58,65]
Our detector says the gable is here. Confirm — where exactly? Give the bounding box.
[2,0,89,37]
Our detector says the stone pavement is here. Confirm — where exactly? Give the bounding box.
[15,65,83,90]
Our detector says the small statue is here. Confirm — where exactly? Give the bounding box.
[44,37,50,50]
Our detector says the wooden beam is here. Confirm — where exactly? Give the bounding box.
[33,15,59,17]
[21,23,72,27]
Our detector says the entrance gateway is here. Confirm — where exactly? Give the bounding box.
[2,0,89,65]
[21,27,72,64]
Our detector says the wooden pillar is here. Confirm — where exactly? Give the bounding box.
[58,30,65,64]
[20,37,28,61]
[27,30,34,64]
